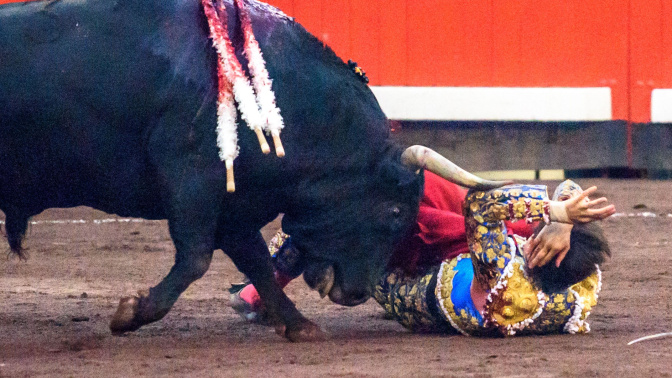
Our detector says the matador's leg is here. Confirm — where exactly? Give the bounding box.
[373,267,453,334]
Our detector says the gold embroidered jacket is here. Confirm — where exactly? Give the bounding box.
[375,180,602,336]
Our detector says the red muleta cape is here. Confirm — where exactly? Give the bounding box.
[388,172,536,274]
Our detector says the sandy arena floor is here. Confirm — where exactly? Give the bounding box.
[0,178,671,377]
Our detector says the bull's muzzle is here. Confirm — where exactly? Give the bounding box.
[303,263,370,306]
[327,283,370,307]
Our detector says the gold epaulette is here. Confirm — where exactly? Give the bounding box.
[484,259,546,335]
[485,260,602,336]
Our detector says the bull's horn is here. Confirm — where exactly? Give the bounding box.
[315,265,335,299]
[401,145,511,190]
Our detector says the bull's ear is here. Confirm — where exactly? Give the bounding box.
[398,166,422,187]
[400,167,424,199]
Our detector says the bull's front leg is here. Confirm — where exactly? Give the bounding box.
[110,235,215,334]
[109,243,214,334]
[221,232,325,342]
[110,179,218,334]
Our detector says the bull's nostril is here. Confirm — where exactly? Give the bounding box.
[352,289,370,303]
[328,285,371,306]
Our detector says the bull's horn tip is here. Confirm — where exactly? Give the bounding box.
[482,180,513,189]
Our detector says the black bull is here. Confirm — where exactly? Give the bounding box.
[0,0,427,340]
[0,0,500,341]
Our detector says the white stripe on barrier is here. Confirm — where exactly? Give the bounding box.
[651,89,672,123]
[0,212,669,227]
[0,218,161,225]
[610,212,672,218]
[370,86,612,121]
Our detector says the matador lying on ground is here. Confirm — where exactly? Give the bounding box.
[232,174,614,336]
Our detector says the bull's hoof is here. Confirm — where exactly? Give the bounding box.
[278,320,328,342]
[110,293,145,335]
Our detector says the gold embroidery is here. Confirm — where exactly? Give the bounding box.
[268,231,290,257]
[373,267,446,333]
[486,262,542,331]
[435,254,483,335]
[571,272,599,314]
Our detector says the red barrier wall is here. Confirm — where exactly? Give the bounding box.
[629,0,672,122]
[265,0,672,124]
[1,0,671,123]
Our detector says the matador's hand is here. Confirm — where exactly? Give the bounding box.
[563,186,616,223]
[524,223,573,269]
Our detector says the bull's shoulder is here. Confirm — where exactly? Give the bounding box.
[247,0,292,22]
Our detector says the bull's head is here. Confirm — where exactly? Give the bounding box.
[282,145,508,306]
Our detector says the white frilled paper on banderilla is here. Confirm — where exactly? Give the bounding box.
[202,0,285,192]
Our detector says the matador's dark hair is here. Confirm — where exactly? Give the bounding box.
[529,222,611,293]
